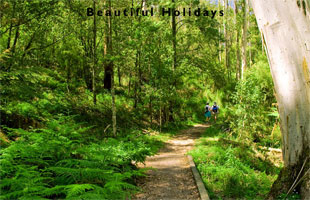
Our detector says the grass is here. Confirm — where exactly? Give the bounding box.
[189,126,281,199]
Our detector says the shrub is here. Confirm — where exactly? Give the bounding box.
[228,57,278,145]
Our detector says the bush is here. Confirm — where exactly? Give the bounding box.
[228,58,279,146]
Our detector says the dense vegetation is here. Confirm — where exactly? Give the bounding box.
[0,0,286,199]
[189,126,280,199]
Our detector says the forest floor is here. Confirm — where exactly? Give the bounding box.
[134,124,209,200]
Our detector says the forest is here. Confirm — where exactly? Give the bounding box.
[0,0,309,199]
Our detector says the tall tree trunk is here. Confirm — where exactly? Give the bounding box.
[224,0,229,79]
[138,51,142,93]
[234,0,241,80]
[172,0,177,76]
[251,0,310,199]
[7,22,12,50]
[218,0,223,63]
[114,30,121,86]
[169,0,177,122]
[103,0,112,90]
[118,65,121,86]
[92,0,97,104]
[103,62,112,90]
[148,62,153,126]
[7,2,16,50]
[241,0,248,79]
[134,52,139,109]
[248,17,251,68]
[133,0,144,110]
[11,24,19,53]
[102,0,116,135]
[108,0,116,136]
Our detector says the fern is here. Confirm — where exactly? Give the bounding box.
[65,184,96,198]
[0,118,156,199]
[48,167,114,184]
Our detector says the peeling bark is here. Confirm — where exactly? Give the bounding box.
[251,0,310,199]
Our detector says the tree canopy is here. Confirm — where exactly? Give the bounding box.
[1,0,309,199]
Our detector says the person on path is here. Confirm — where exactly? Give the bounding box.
[211,102,219,122]
[204,102,211,122]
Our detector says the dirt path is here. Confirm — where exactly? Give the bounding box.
[134,124,209,200]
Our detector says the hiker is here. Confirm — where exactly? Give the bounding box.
[204,102,211,122]
[211,102,219,122]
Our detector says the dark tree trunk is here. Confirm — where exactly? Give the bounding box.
[103,64,112,90]
[103,0,113,91]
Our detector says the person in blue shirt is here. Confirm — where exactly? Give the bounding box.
[211,102,219,122]
[204,102,211,122]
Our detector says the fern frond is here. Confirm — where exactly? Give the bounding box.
[48,167,114,183]
[41,185,66,197]
[65,184,95,198]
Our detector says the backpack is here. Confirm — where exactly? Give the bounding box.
[205,106,209,113]
[212,106,218,113]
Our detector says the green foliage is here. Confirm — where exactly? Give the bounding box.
[189,127,280,199]
[0,117,160,199]
[1,0,283,198]
[227,57,279,146]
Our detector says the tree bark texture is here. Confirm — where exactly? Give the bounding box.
[251,0,310,199]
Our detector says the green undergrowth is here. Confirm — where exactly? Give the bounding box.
[189,126,281,199]
[0,116,164,199]
[0,65,199,199]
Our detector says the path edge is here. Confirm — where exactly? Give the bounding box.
[187,155,210,200]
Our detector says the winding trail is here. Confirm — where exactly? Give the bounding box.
[134,124,209,200]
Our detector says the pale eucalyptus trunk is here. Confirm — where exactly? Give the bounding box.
[234,0,241,80]
[241,0,248,79]
[251,0,310,198]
